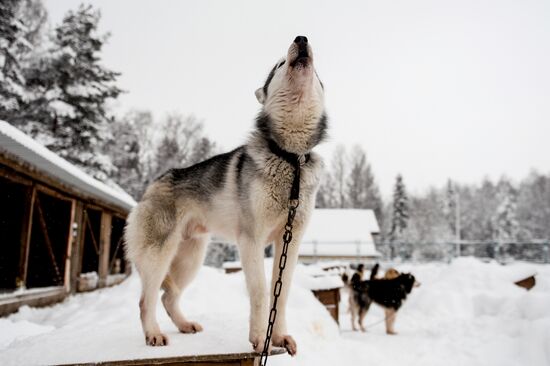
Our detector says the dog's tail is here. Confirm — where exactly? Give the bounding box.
[370,263,380,280]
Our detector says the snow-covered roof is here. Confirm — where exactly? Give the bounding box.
[300,209,381,257]
[0,121,136,212]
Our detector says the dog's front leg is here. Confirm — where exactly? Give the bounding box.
[238,237,269,353]
[269,225,304,356]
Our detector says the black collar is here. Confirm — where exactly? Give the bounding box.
[266,139,310,201]
[266,139,310,166]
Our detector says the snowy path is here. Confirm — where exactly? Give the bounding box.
[1,258,549,366]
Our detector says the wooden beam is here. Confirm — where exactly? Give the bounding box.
[36,183,74,202]
[0,287,66,317]
[35,194,63,285]
[84,209,101,255]
[0,152,130,217]
[70,201,84,294]
[63,199,77,291]
[17,185,36,288]
[108,235,124,275]
[98,212,112,287]
[0,165,33,186]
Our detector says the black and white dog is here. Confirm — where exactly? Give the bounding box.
[348,264,420,334]
[124,36,327,355]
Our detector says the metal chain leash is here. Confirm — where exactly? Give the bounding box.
[259,156,304,366]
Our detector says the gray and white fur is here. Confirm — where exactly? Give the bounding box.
[124,36,327,356]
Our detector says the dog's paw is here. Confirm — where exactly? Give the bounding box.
[273,334,297,356]
[386,330,398,335]
[177,321,203,334]
[360,326,367,332]
[250,334,268,353]
[145,332,169,346]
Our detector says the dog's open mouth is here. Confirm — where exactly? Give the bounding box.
[290,49,310,68]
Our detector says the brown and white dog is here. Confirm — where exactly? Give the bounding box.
[124,36,327,355]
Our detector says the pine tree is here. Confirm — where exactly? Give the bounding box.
[390,174,409,242]
[22,4,122,180]
[0,0,32,117]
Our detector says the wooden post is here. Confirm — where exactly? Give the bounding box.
[63,199,77,292]
[70,201,84,294]
[17,185,36,289]
[98,212,112,287]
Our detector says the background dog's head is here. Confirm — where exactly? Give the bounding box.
[255,36,327,154]
[398,273,421,294]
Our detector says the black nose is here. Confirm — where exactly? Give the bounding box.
[294,36,308,45]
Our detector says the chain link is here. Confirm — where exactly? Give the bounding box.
[259,198,299,366]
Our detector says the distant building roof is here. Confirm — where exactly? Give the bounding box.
[0,121,136,212]
[300,209,381,258]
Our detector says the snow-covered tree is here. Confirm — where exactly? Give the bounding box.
[493,180,519,242]
[105,111,216,200]
[390,174,409,242]
[104,110,153,199]
[149,113,216,181]
[0,0,32,117]
[21,4,122,180]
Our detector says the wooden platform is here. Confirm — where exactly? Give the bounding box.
[60,349,286,366]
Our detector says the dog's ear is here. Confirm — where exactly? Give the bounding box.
[255,88,266,104]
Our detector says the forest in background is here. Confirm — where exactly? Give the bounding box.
[2,1,549,263]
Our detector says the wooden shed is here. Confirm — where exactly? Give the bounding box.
[0,121,136,316]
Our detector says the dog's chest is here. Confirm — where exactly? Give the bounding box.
[255,157,319,215]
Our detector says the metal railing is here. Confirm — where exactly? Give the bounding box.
[379,240,550,263]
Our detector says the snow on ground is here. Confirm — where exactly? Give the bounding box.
[0,258,549,366]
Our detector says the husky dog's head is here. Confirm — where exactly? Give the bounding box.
[255,36,327,154]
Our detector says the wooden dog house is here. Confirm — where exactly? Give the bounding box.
[0,121,136,316]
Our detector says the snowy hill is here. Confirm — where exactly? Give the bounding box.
[0,258,549,366]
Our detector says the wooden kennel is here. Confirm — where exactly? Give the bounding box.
[0,122,135,316]
[312,287,341,325]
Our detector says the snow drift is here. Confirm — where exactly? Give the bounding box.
[0,258,548,366]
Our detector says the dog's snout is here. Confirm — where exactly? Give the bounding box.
[294,36,308,45]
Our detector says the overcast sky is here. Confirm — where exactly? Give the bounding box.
[43,0,550,197]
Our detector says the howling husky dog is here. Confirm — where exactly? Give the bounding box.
[124,36,327,355]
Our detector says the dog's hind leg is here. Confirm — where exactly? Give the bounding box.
[126,200,179,346]
[385,308,397,335]
[162,234,208,334]
[350,297,358,331]
[359,300,371,332]
[358,308,367,332]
